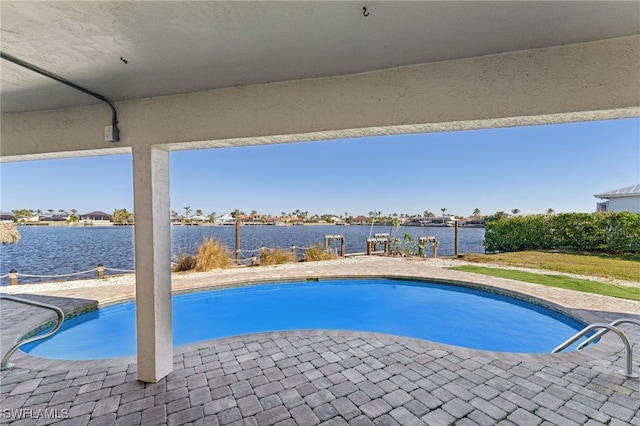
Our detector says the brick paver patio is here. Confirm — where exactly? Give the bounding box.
[1,257,638,425]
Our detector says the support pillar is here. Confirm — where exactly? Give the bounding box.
[132,145,173,383]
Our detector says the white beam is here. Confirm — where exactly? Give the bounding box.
[2,36,639,161]
[132,145,172,383]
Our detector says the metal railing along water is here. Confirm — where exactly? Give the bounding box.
[0,294,65,370]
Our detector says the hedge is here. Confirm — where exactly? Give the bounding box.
[484,212,640,254]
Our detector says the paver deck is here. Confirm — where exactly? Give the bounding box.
[1,257,638,425]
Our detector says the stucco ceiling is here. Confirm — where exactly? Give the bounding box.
[1,1,639,114]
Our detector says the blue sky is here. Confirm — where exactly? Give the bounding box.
[1,118,638,218]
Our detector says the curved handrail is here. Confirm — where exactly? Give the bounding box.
[576,318,640,350]
[0,295,65,370]
[552,323,637,378]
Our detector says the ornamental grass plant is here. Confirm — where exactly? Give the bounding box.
[194,237,232,271]
[304,243,337,261]
[260,248,296,265]
[173,237,232,272]
[0,223,20,244]
[172,252,197,272]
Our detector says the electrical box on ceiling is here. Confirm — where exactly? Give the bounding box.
[104,125,120,142]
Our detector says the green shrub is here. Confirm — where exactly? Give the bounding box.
[484,212,640,254]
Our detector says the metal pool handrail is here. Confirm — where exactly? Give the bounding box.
[0,294,65,370]
[552,323,637,378]
[576,318,640,350]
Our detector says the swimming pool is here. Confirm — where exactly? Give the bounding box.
[22,278,585,359]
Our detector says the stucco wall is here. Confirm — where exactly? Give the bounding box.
[608,197,640,213]
[2,36,639,162]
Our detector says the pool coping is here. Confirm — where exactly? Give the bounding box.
[2,257,638,373]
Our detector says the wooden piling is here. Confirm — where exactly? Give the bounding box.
[97,263,105,279]
[235,219,240,265]
[454,220,459,257]
[8,269,18,285]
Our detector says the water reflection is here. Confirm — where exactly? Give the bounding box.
[1,225,484,284]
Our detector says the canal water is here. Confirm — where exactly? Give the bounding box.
[1,225,485,284]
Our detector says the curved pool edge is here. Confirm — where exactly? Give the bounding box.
[2,298,622,370]
[5,324,628,373]
[1,258,640,368]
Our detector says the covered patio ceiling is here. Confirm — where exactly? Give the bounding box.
[2,1,639,114]
[2,2,639,383]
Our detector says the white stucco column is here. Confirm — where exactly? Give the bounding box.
[132,145,173,383]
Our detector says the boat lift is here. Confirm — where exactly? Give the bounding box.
[418,236,438,257]
[367,233,390,255]
[324,234,346,257]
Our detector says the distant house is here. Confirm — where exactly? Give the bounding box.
[0,212,16,222]
[216,213,237,225]
[352,215,368,225]
[189,215,209,222]
[458,217,485,227]
[41,214,68,222]
[80,211,112,221]
[262,216,282,225]
[594,184,640,213]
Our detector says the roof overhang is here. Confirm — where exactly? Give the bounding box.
[2,1,639,114]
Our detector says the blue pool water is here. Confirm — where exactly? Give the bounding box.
[22,278,585,359]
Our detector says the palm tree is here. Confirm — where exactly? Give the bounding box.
[511,208,520,215]
[546,208,555,215]
[473,208,481,217]
[195,209,203,217]
[47,209,54,215]
[441,208,447,223]
[183,206,191,219]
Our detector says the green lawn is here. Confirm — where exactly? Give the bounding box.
[449,265,640,302]
[458,251,640,282]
